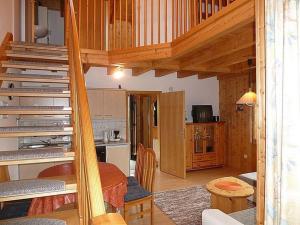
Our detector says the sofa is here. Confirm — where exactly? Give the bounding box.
[202,208,256,225]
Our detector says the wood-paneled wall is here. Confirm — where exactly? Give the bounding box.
[219,74,257,173]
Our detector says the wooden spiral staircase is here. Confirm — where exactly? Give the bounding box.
[0,1,126,225]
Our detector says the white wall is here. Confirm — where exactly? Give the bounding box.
[0,0,21,180]
[0,0,20,41]
[85,67,219,121]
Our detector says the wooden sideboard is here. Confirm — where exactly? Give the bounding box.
[186,122,225,171]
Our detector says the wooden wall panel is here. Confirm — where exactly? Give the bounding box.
[219,74,257,173]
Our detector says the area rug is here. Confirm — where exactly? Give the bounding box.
[154,186,210,225]
[154,185,256,225]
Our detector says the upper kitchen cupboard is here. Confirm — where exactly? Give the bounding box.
[87,89,127,120]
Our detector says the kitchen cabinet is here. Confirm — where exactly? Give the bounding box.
[186,122,225,171]
[106,144,130,176]
[87,89,126,119]
[87,89,104,117]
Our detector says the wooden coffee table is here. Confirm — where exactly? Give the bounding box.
[206,176,254,213]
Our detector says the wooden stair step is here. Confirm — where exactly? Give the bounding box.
[0,148,74,166]
[0,73,69,83]
[6,50,68,61]
[1,61,69,71]
[10,41,68,52]
[0,218,67,225]
[0,126,73,138]
[0,209,79,225]
[0,88,70,97]
[0,175,76,202]
[0,106,72,115]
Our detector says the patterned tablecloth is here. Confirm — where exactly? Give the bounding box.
[28,162,127,215]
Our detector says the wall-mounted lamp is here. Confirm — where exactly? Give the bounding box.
[113,67,124,80]
[236,59,257,111]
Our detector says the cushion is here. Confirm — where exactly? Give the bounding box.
[229,208,256,225]
[202,209,243,225]
[127,176,139,186]
[0,199,31,220]
[124,185,151,202]
[238,172,257,187]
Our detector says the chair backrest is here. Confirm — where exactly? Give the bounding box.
[0,166,10,182]
[135,143,146,185]
[140,148,156,193]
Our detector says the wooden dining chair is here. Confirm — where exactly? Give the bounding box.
[127,143,145,186]
[124,146,156,224]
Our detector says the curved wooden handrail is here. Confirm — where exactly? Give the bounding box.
[66,0,106,219]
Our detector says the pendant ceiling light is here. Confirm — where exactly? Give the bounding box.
[236,59,256,107]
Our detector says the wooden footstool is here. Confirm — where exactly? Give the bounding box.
[206,177,254,213]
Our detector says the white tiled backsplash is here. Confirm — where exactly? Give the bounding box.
[18,118,71,146]
[92,118,126,140]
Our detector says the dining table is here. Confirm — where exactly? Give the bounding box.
[28,162,127,215]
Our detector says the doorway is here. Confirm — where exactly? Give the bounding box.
[25,0,65,45]
[127,91,160,173]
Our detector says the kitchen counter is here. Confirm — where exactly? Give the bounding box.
[94,139,129,147]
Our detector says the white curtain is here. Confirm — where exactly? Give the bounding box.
[265,0,300,224]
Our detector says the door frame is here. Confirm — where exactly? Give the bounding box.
[255,0,266,224]
[126,91,161,163]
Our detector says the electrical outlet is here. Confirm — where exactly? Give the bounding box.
[243,154,248,159]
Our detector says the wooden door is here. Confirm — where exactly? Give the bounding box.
[160,91,186,178]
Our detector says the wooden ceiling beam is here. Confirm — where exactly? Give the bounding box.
[155,69,176,77]
[198,73,216,79]
[107,66,117,75]
[132,67,152,76]
[177,71,197,78]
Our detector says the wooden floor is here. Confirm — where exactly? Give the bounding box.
[129,166,241,225]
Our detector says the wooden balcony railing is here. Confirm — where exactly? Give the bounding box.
[73,0,236,51]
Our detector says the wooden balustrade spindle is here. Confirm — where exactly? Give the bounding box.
[108,0,111,49]
[164,0,167,42]
[199,0,202,23]
[218,0,222,10]
[212,0,215,14]
[144,0,147,46]
[126,0,128,48]
[119,0,123,49]
[132,0,135,47]
[151,0,153,44]
[227,0,229,6]
[205,0,208,19]
[184,0,187,33]
[100,0,104,50]
[188,0,192,30]
[179,0,182,35]
[159,0,161,43]
[193,0,196,26]
[171,0,174,40]
[138,0,140,46]
[175,0,178,38]
[114,0,116,49]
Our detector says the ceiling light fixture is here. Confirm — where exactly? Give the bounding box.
[236,59,257,111]
[113,67,124,80]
